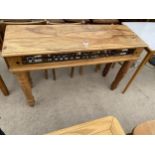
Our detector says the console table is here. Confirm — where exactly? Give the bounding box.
[2,24,147,106]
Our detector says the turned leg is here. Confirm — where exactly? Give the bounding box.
[95,64,101,72]
[122,51,153,93]
[111,61,133,90]
[102,63,112,77]
[44,69,48,79]
[0,75,9,96]
[70,67,74,78]
[15,72,35,106]
[52,69,56,80]
[27,72,33,87]
[79,66,83,75]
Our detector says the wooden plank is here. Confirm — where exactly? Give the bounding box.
[48,116,125,135]
[8,55,138,72]
[2,25,147,57]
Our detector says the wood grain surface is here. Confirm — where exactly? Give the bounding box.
[47,116,125,135]
[2,24,147,57]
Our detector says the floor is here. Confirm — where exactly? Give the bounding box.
[0,53,155,135]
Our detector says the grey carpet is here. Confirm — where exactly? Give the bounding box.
[0,56,155,135]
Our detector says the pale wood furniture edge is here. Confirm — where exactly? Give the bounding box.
[110,117,125,135]
[47,116,125,135]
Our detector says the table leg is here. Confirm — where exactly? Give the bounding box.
[95,64,101,72]
[15,72,35,106]
[111,61,133,90]
[122,51,153,93]
[79,66,83,75]
[44,69,48,79]
[0,75,9,96]
[111,63,116,68]
[27,72,33,87]
[102,63,112,77]
[70,67,74,78]
[52,69,56,80]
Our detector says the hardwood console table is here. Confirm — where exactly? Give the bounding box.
[2,24,147,106]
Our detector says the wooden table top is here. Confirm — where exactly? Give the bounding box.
[2,24,147,57]
[48,116,125,135]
